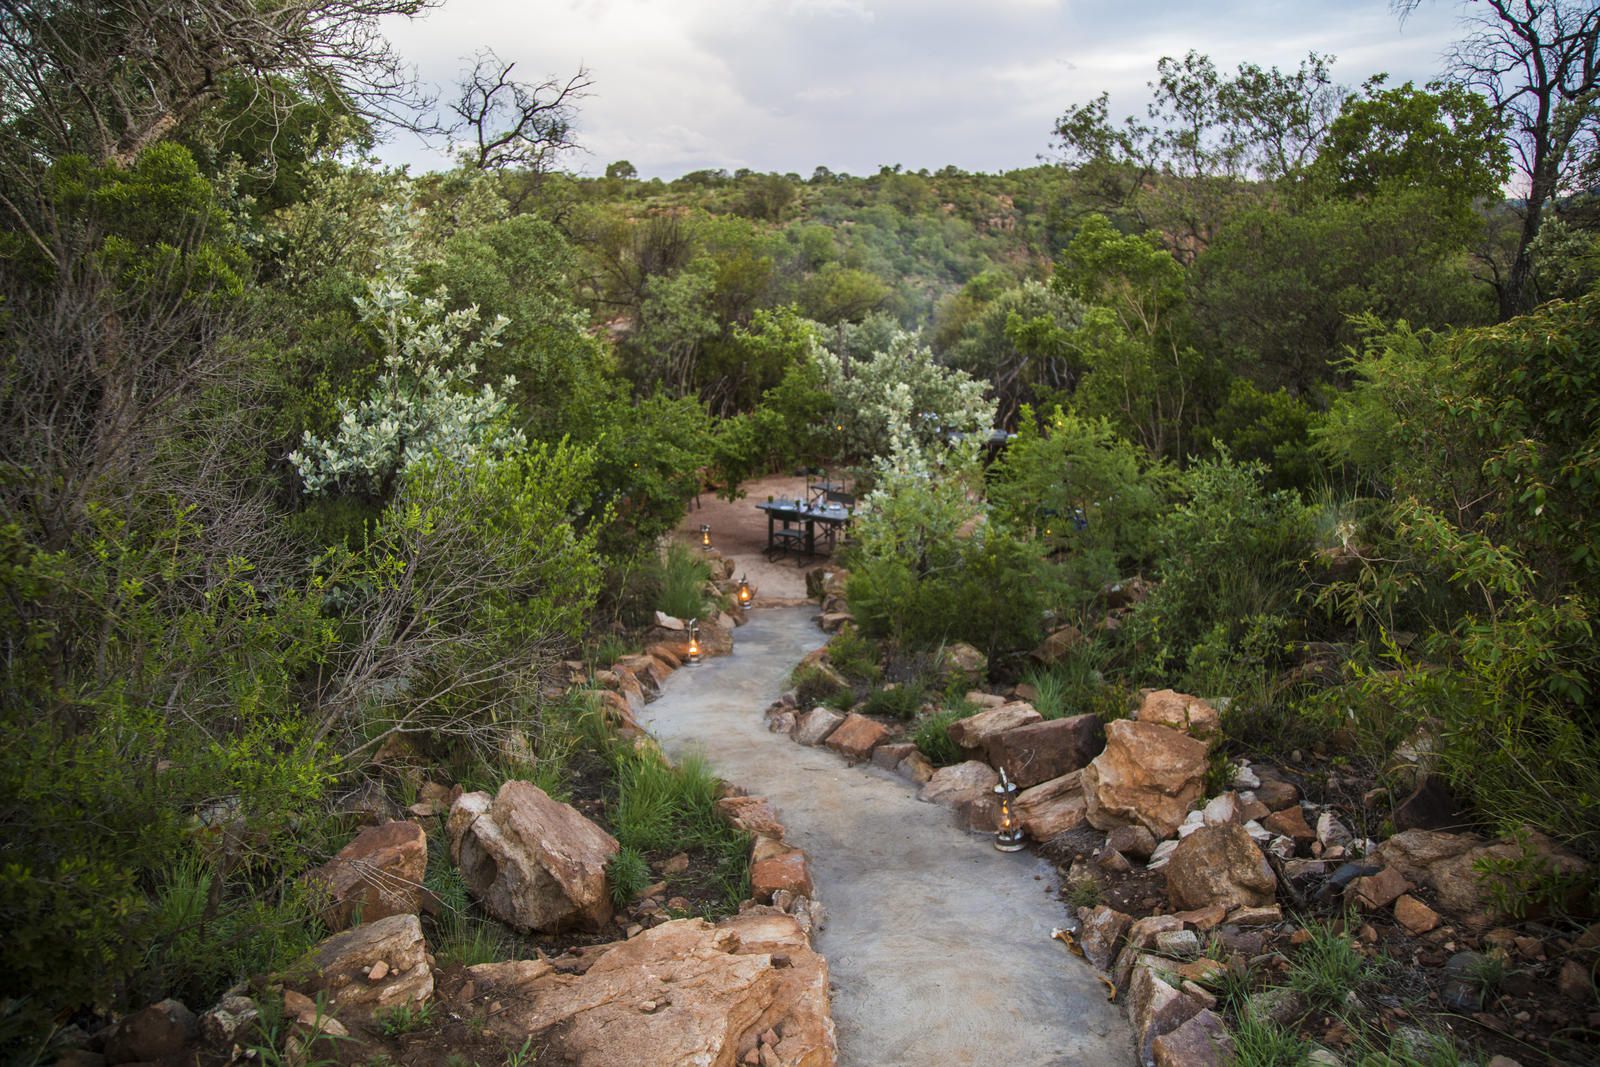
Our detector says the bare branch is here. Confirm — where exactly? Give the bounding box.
[448,49,590,175]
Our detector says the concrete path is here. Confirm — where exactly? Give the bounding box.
[640,607,1132,1067]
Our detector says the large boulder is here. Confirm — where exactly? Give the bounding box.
[1371,828,1587,929]
[1031,625,1085,666]
[288,913,433,1023]
[1165,823,1277,912]
[823,713,890,760]
[984,714,1104,788]
[471,912,835,1066]
[793,707,845,746]
[448,781,619,933]
[1135,690,1220,741]
[938,642,988,686]
[104,999,196,1064]
[1083,720,1208,840]
[946,702,1042,756]
[918,760,1001,831]
[308,819,428,930]
[1013,771,1088,840]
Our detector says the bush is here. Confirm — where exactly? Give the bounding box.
[913,701,980,766]
[825,625,881,684]
[861,683,927,722]
[657,541,713,621]
[790,664,849,708]
[607,846,652,909]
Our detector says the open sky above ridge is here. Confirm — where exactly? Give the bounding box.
[376,0,1468,179]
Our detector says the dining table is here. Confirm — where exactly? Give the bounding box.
[755,498,853,557]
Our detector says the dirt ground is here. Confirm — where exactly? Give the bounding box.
[671,472,848,603]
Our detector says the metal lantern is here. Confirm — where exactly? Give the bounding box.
[699,523,711,547]
[687,618,702,664]
[736,575,752,610]
[993,766,1024,852]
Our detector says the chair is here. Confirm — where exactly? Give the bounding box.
[767,525,806,561]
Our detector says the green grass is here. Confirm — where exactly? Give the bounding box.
[861,682,926,721]
[912,700,980,766]
[658,541,713,621]
[377,1001,435,1036]
[425,832,509,969]
[1228,1012,1308,1067]
[1285,919,1369,1009]
[826,625,882,684]
[607,846,651,909]
[790,663,848,707]
[608,751,750,915]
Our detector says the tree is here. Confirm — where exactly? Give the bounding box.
[1400,0,1600,316]
[450,50,589,177]
[605,160,637,180]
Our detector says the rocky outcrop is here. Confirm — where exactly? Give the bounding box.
[449,780,619,933]
[1164,823,1278,911]
[983,714,1104,788]
[1083,720,1208,840]
[307,819,427,929]
[288,913,434,1023]
[1371,828,1586,928]
[1135,690,1220,741]
[1014,771,1088,841]
[470,913,835,1066]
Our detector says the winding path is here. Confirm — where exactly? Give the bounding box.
[640,607,1132,1066]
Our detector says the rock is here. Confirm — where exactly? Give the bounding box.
[1083,720,1208,840]
[1013,772,1088,841]
[104,999,195,1064]
[945,702,1043,755]
[1169,904,1228,932]
[870,742,916,771]
[819,611,854,633]
[1346,866,1411,911]
[481,913,835,1067]
[308,819,428,930]
[1098,847,1133,874]
[1136,690,1221,740]
[334,779,401,826]
[663,852,691,876]
[1244,987,1302,1027]
[1226,905,1282,927]
[1107,824,1159,862]
[1392,894,1440,936]
[1156,929,1202,959]
[1253,778,1300,812]
[1152,1008,1232,1067]
[751,836,789,864]
[1101,577,1152,610]
[289,913,433,1023]
[1557,959,1594,1002]
[1261,806,1315,848]
[199,994,259,1046]
[647,643,683,669]
[1128,957,1206,1067]
[1032,625,1086,665]
[918,760,998,808]
[1165,823,1278,912]
[768,711,797,736]
[823,713,890,760]
[654,610,686,630]
[1147,840,1179,870]
[965,690,1007,708]
[938,642,988,685]
[1201,793,1240,827]
[1372,828,1587,929]
[717,796,786,839]
[896,752,936,783]
[1316,811,1353,849]
[1441,950,1487,1011]
[596,667,646,715]
[1077,905,1133,970]
[983,714,1105,788]
[1235,793,1272,823]
[793,707,845,746]
[751,850,814,902]
[449,781,619,933]
[699,615,736,657]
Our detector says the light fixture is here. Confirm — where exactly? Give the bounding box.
[993,767,1024,852]
[736,576,752,610]
[687,619,702,664]
[699,523,711,547]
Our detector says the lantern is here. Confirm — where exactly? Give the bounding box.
[993,767,1024,852]
[687,619,702,664]
[699,523,711,547]
[737,575,752,610]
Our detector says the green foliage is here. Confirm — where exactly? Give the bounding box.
[912,703,979,766]
[607,751,749,914]
[861,683,927,722]
[607,846,652,909]
[1285,920,1369,1008]
[1227,1012,1309,1067]
[1206,380,1321,492]
[790,664,849,708]
[1127,451,1316,677]
[657,541,713,622]
[989,407,1174,601]
[824,625,882,685]
[378,1001,436,1036]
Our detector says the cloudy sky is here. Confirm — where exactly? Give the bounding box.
[376,0,1468,179]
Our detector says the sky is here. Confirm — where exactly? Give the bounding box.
[375,0,1469,180]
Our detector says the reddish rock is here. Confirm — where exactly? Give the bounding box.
[1106,824,1158,862]
[984,714,1105,788]
[308,820,428,930]
[918,760,998,807]
[1165,823,1278,912]
[823,713,890,760]
[751,850,814,902]
[1014,772,1088,841]
[104,999,195,1064]
[1135,689,1221,740]
[1152,1008,1232,1067]
[1252,778,1300,812]
[1128,957,1207,1066]
[1261,806,1315,846]
[449,781,619,933]
[1083,720,1208,840]
[1393,894,1440,935]
[870,742,916,771]
[1077,905,1132,970]
[1032,625,1086,665]
[897,752,936,783]
[290,913,433,1023]
[946,702,1043,754]
[716,796,786,839]
[1347,866,1412,911]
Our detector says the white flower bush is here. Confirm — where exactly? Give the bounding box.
[291,211,525,497]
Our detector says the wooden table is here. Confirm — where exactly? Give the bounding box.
[756,500,852,557]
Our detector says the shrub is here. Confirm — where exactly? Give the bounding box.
[607,847,652,909]
[913,701,980,766]
[861,683,927,722]
[825,625,881,684]
[657,541,713,622]
[790,664,849,708]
